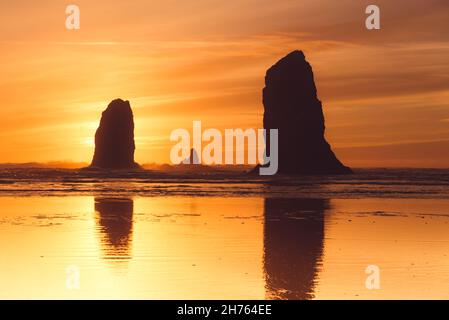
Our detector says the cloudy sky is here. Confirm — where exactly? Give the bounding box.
[1,0,448,166]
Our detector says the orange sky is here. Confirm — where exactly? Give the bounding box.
[0,0,448,167]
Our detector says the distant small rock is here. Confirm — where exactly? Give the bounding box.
[181,148,200,164]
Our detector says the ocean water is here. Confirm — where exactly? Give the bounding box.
[0,168,448,198]
[0,168,448,299]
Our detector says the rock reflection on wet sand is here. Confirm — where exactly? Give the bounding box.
[0,196,448,299]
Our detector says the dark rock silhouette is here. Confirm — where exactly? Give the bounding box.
[175,148,217,173]
[182,148,200,164]
[262,50,352,174]
[263,198,327,299]
[90,99,140,169]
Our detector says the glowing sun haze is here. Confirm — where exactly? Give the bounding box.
[0,0,448,167]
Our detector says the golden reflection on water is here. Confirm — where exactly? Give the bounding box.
[0,196,448,299]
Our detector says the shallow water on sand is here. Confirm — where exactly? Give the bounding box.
[0,195,448,299]
[1,168,449,199]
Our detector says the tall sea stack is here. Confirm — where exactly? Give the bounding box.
[90,99,139,169]
[263,50,352,174]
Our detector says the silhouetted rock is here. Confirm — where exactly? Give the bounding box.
[262,50,352,174]
[175,148,217,173]
[182,148,200,164]
[90,99,140,169]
